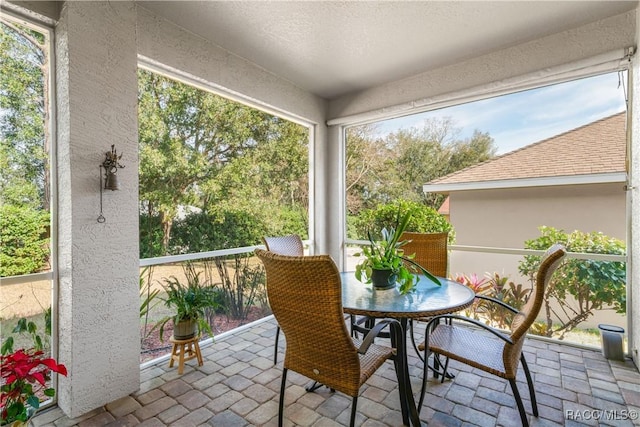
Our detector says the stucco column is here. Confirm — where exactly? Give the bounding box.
[56,1,140,417]
[322,125,344,268]
[630,11,640,369]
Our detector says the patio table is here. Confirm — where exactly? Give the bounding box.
[341,272,475,426]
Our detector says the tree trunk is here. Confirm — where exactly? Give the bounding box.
[161,213,173,255]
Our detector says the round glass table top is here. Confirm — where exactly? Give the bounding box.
[341,271,475,318]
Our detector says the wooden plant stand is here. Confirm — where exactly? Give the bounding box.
[168,335,203,374]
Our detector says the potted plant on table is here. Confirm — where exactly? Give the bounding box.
[156,264,221,341]
[1,318,67,427]
[355,208,441,294]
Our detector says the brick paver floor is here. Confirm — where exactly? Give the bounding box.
[32,317,640,426]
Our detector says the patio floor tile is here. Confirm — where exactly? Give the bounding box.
[33,317,640,426]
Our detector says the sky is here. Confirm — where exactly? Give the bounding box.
[375,71,628,155]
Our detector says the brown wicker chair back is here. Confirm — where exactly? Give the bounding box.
[262,234,304,256]
[400,232,448,277]
[504,243,566,374]
[255,248,361,395]
[261,234,305,365]
[398,232,449,357]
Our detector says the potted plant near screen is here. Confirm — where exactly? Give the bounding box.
[157,264,220,341]
[355,208,441,294]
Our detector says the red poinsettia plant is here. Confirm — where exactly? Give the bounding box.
[1,318,67,425]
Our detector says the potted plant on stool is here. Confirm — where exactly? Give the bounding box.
[156,264,220,341]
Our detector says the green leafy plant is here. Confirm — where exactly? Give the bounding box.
[212,256,263,320]
[519,226,625,339]
[155,263,220,341]
[455,272,536,331]
[140,267,160,319]
[355,207,440,294]
[139,266,160,344]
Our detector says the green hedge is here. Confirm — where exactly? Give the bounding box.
[353,199,453,241]
[0,205,49,276]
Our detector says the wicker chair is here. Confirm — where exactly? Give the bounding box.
[419,244,566,427]
[262,234,304,365]
[255,248,409,427]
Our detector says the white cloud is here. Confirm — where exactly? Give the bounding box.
[374,71,627,155]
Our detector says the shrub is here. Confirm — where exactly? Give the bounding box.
[0,205,49,276]
[354,199,453,242]
[170,209,268,252]
[456,272,534,332]
[519,226,626,339]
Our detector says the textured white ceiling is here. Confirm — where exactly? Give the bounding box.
[138,1,638,99]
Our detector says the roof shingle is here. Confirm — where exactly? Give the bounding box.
[428,112,626,185]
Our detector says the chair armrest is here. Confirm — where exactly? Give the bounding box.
[358,318,402,354]
[475,294,519,314]
[425,314,514,345]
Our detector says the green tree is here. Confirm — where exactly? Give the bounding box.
[345,124,397,213]
[1,19,51,276]
[345,117,496,216]
[519,226,626,339]
[170,209,269,252]
[392,118,496,207]
[138,70,309,256]
[0,20,49,209]
[209,117,309,219]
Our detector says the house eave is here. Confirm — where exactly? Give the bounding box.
[422,172,627,194]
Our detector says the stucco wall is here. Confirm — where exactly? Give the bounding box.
[135,6,327,126]
[448,183,626,277]
[450,184,626,247]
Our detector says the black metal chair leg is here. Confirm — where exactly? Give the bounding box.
[305,380,324,392]
[350,396,358,427]
[521,354,538,416]
[508,378,529,427]
[274,325,280,365]
[279,368,288,427]
[409,319,425,362]
[439,356,450,383]
[418,345,430,410]
[350,314,358,338]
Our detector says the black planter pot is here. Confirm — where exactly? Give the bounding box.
[371,268,397,290]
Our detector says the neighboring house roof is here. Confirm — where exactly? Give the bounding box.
[424,112,627,193]
[438,196,449,215]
